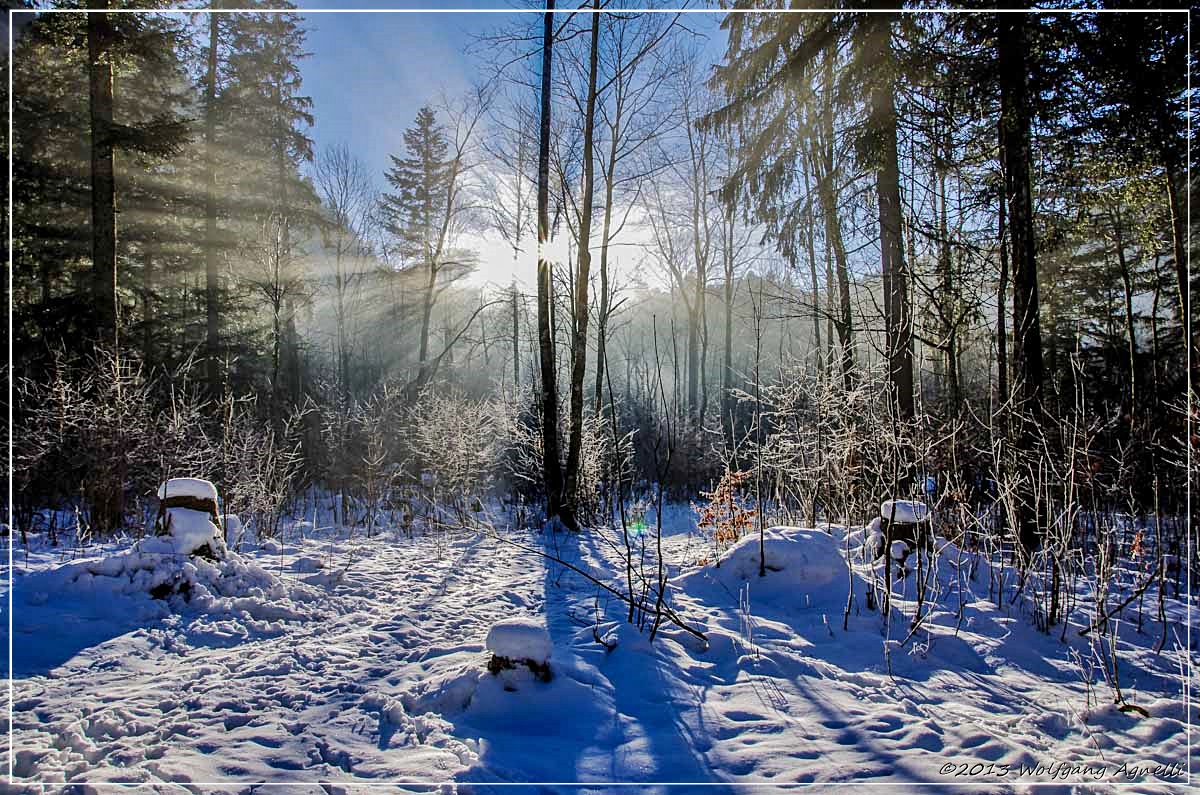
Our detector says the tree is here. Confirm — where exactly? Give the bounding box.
[222,5,318,404]
[87,1,118,347]
[315,142,376,401]
[591,8,679,415]
[562,0,601,525]
[534,0,568,526]
[864,10,914,423]
[242,213,308,421]
[482,96,537,389]
[381,100,483,394]
[997,13,1046,559]
[706,6,887,397]
[202,3,223,396]
[1079,11,1191,397]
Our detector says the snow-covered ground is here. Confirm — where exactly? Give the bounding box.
[4,507,1196,793]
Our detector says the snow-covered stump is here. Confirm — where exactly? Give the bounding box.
[485,618,553,683]
[877,499,932,575]
[153,478,226,562]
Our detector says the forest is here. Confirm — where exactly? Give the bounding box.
[6,1,1196,790]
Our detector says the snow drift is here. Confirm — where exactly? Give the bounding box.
[676,526,855,607]
[17,540,323,637]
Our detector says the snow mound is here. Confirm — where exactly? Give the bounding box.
[20,542,322,632]
[485,618,552,664]
[157,477,219,503]
[880,499,929,524]
[160,507,223,557]
[676,527,853,606]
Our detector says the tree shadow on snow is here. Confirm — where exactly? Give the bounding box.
[3,582,160,679]
[451,526,713,793]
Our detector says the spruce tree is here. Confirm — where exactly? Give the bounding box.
[380,106,449,380]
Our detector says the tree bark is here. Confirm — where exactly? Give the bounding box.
[936,114,960,413]
[512,282,520,387]
[592,106,621,415]
[998,14,1046,560]
[811,48,854,390]
[1111,213,1137,418]
[996,171,1009,414]
[800,159,823,373]
[204,6,222,396]
[563,1,601,522]
[536,0,566,525]
[1161,160,1196,398]
[88,1,117,347]
[871,13,914,423]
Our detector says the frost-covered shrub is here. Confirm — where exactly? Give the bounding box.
[408,387,506,510]
[217,402,303,542]
[14,349,303,543]
[16,349,213,536]
[497,388,613,525]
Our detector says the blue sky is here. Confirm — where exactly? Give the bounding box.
[292,2,568,288]
[289,3,729,289]
[293,1,521,194]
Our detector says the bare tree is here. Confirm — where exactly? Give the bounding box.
[535,0,567,526]
[241,213,310,423]
[561,0,602,526]
[315,142,377,402]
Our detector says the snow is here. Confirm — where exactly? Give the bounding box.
[7,507,1194,789]
[880,499,929,524]
[156,477,219,504]
[890,539,910,561]
[162,507,224,557]
[485,617,552,664]
[675,526,854,606]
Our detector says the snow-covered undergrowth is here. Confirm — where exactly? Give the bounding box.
[6,507,1195,793]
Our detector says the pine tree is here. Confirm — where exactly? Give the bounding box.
[1075,10,1191,397]
[221,4,317,412]
[381,106,451,387]
[706,2,917,416]
[12,4,190,374]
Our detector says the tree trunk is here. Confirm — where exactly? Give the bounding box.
[335,240,350,400]
[593,120,620,415]
[416,260,435,387]
[88,1,117,347]
[998,14,1046,560]
[1111,214,1137,419]
[512,282,520,388]
[996,173,1009,413]
[204,7,222,396]
[811,50,854,390]
[1161,160,1196,398]
[536,0,566,525]
[563,1,600,522]
[722,211,736,456]
[937,116,960,413]
[871,13,914,423]
[800,160,823,373]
